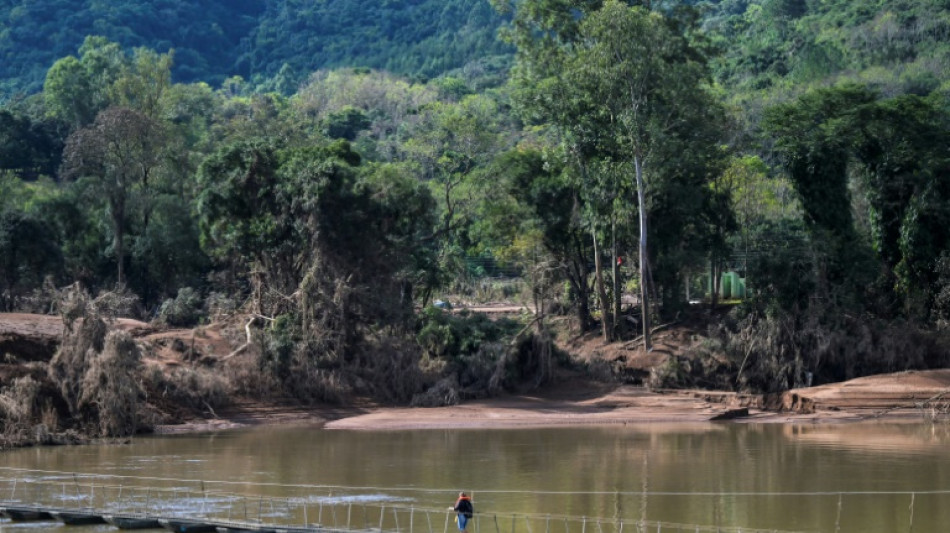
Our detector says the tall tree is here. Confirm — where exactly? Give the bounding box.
[764,84,950,318]
[491,148,595,330]
[61,107,166,286]
[504,0,725,347]
[110,47,174,120]
[400,94,505,299]
[852,93,950,315]
[763,85,878,303]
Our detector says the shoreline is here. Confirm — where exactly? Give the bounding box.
[157,380,944,434]
[1,313,945,437]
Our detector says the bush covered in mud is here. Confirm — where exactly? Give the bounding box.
[242,306,564,408]
[649,305,950,394]
[414,307,563,402]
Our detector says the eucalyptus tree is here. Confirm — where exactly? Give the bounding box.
[500,0,727,347]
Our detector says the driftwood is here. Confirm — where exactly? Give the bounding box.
[868,385,950,419]
[709,407,749,421]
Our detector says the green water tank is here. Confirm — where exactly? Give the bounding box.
[720,272,732,299]
[731,272,745,298]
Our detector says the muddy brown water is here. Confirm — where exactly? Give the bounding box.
[0,422,948,532]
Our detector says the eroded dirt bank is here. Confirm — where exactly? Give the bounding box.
[1,312,948,435]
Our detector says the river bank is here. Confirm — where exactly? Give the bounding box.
[158,369,950,433]
[2,312,948,440]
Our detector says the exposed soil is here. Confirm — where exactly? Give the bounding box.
[1,312,948,436]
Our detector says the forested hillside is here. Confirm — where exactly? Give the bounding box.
[0,0,511,96]
[706,0,950,98]
[0,0,949,443]
[3,0,946,99]
[0,0,264,94]
[244,0,512,87]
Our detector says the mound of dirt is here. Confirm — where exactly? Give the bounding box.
[0,313,154,363]
[0,313,64,362]
[780,369,950,417]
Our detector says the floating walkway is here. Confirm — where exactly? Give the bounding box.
[0,468,828,533]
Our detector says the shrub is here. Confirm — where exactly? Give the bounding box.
[158,287,203,327]
[416,307,521,361]
[143,365,231,414]
[0,377,41,432]
[79,330,144,437]
[93,287,142,319]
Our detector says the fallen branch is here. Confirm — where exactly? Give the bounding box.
[220,316,259,361]
[203,400,219,419]
[869,386,950,419]
[623,321,679,350]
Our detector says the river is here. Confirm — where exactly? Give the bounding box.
[0,422,948,532]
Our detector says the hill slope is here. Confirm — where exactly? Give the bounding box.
[704,0,950,97]
[0,0,511,96]
[0,1,947,103]
[0,0,263,94]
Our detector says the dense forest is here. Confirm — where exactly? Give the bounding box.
[0,0,512,95]
[1,0,949,440]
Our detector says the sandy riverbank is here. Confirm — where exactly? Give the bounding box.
[159,370,950,434]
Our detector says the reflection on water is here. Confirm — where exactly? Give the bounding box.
[0,422,947,532]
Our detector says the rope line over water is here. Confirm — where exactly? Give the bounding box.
[0,466,944,498]
[0,470,827,533]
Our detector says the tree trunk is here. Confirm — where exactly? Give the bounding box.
[711,257,720,308]
[113,196,126,286]
[635,155,651,350]
[611,221,622,336]
[592,228,613,342]
[566,189,593,332]
[566,257,592,332]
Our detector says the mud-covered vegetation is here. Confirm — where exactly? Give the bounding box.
[1,0,950,444]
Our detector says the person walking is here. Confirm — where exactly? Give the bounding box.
[449,492,474,533]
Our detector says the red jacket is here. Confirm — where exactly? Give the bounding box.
[454,496,474,517]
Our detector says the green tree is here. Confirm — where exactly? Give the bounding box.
[763,85,879,304]
[44,36,126,128]
[400,94,505,299]
[61,107,166,286]
[110,47,174,120]
[506,0,727,346]
[764,84,950,318]
[195,139,287,299]
[323,106,371,141]
[0,207,62,310]
[852,93,950,316]
[0,110,63,179]
[492,147,595,330]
